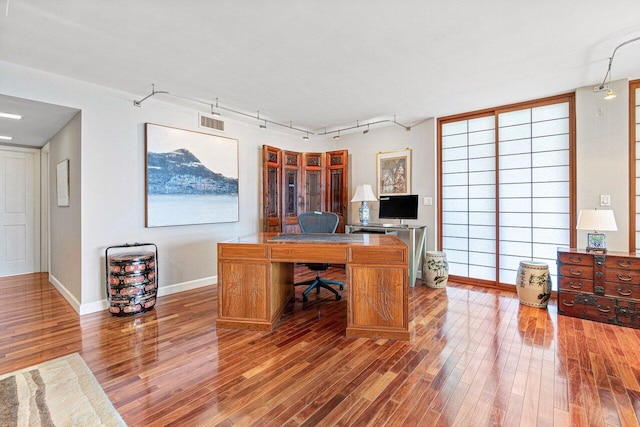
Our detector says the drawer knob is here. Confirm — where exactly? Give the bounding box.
[597,305,611,313]
[617,274,633,282]
[568,256,582,263]
[561,299,575,307]
[569,282,583,289]
[618,288,633,296]
[617,260,633,267]
[569,268,583,276]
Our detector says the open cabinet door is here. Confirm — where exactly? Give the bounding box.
[325,150,348,233]
[262,145,282,232]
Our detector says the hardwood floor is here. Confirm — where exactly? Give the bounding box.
[1,269,640,426]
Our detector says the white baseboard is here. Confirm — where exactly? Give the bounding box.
[156,276,216,297]
[70,275,217,315]
[49,273,82,313]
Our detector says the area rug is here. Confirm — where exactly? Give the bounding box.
[0,353,126,426]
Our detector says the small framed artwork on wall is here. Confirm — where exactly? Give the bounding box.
[56,159,70,207]
[376,148,411,196]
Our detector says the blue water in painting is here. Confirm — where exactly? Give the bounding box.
[148,194,239,227]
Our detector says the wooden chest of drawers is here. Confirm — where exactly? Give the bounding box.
[557,249,640,328]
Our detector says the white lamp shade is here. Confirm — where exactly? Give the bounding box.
[351,184,377,202]
[576,209,618,231]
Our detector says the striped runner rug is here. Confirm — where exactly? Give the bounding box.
[0,353,125,426]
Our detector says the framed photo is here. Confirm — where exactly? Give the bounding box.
[56,159,70,207]
[376,149,411,196]
[145,123,239,227]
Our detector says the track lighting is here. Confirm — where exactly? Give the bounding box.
[133,83,414,140]
[597,36,640,100]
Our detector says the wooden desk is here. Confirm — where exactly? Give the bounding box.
[217,232,409,340]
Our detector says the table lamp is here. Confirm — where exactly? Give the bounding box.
[351,184,377,225]
[576,209,617,252]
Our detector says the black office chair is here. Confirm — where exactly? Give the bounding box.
[295,211,344,302]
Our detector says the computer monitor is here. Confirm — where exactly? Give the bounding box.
[378,195,419,224]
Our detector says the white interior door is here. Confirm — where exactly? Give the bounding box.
[0,148,36,276]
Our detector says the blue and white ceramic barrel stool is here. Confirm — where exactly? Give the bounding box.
[424,251,449,288]
[516,261,551,308]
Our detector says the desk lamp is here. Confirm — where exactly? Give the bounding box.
[351,184,377,225]
[576,209,617,252]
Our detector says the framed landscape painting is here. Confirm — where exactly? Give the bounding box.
[376,148,411,196]
[145,123,239,227]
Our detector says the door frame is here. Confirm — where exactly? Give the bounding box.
[41,142,50,273]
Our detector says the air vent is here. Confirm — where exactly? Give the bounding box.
[198,113,224,132]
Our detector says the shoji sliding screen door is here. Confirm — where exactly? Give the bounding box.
[438,94,575,289]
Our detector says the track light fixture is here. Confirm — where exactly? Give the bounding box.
[303,132,309,141]
[363,124,370,135]
[596,36,640,100]
[210,98,221,117]
[260,120,267,129]
[333,131,340,140]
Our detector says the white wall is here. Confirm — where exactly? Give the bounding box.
[49,113,82,305]
[0,60,328,313]
[576,78,629,252]
[336,119,437,252]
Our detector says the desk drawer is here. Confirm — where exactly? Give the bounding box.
[603,282,640,299]
[605,256,640,270]
[270,246,348,263]
[219,245,268,260]
[558,252,593,266]
[558,291,616,324]
[604,268,640,285]
[558,264,593,279]
[558,277,593,293]
[349,247,406,264]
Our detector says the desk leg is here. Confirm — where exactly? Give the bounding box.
[408,230,417,287]
[416,228,427,285]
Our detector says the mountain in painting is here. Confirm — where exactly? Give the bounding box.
[147,149,238,195]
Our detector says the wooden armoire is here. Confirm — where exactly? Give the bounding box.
[262,145,348,233]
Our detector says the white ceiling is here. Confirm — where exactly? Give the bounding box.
[0,95,78,147]
[1,0,640,144]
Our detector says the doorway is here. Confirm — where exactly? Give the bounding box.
[0,145,40,276]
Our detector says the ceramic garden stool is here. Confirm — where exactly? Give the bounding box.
[424,251,449,288]
[516,261,552,308]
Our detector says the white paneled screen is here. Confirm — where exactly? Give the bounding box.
[441,98,572,289]
[635,85,640,252]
